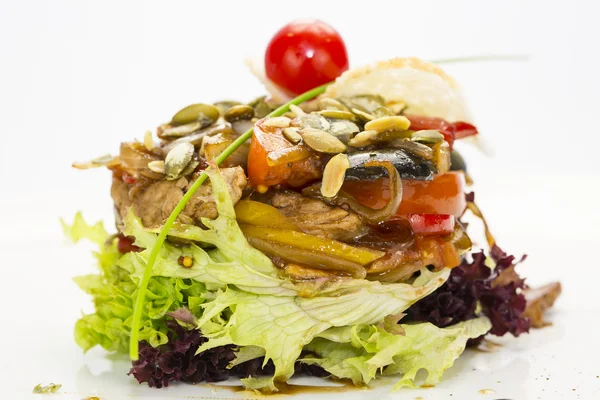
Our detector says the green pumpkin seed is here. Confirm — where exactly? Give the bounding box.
[364,115,411,133]
[248,96,272,118]
[164,142,194,180]
[180,160,200,176]
[147,160,166,174]
[348,130,379,148]
[318,109,356,121]
[160,121,202,138]
[318,97,350,112]
[283,127,302,144]
[294,113,330,131]
[328,120,360,144]
[300,128,347,154]
[224,104,255,122]
[214,100,242,116]
[340,94,385,114]
[170,104,219,127]
[373,106,394,118]
[411,130,444,144]
[321,153,351,198]
[161,123,231,155]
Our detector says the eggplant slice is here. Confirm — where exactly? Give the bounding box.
[345,148,436,181]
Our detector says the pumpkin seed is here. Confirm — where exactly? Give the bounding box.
[390,139,434,160]
[143,130,154,150]
[364,115,411,133]
[318,109,356,121]
[161,123,231,155]
[164,143,194,180]
[160,121,202,138]
[374,106,394,118]
[224,104,255,122]
[300,128,347,154]
[321,153,351,198]
[248,96,272,118]
[72,155,118,170]
[289,104,305,117]
[348,130,379,147]
[214,100,241,116]
[294,113,330,131]
[170,104,219,127]
[318,97,350,112]
[412,130,444,144]
[328,120,360,144]
[434,141,451,173]
[180,160,200,176]
[262,116,291,128]
[91,154,115,165]
[283,127,302,144]
[387,100,407,115]
[350,108,374,122]
[340,94,385,114]
[147,160,166,174]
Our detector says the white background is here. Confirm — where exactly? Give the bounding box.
[0,0,599,399]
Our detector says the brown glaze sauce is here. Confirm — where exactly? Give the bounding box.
[210,380,362,396]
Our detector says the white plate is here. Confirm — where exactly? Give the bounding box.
[2,1,600,398]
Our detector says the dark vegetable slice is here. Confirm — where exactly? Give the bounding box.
[345,148,435,181]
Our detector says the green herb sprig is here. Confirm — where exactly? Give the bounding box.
[129,83,331,360]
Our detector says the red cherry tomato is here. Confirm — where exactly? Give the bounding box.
[407,214,455,236]
[265,19,349,95]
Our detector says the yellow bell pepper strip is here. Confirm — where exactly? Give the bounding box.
[239,224,384,267]
[234,200,299,231]
[246,236,367,279]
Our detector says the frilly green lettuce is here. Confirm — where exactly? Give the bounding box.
[303,317,491,389]
[63,215,207,353]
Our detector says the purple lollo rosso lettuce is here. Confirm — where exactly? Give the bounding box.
[129,321,326,388]
[405,245,530,340]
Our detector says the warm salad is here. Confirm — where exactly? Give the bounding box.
[65,20,560,392]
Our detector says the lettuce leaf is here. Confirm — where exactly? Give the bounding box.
[63,215,207,353]
[184,271,448,390]
[302,317,491,389]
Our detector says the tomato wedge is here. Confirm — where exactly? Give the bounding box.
[342,171,467,217]
[247,120,322,189]
[407,214,455,236]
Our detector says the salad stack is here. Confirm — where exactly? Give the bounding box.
[65,20,560,393]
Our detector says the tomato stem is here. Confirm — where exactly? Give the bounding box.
[129,82,331,360]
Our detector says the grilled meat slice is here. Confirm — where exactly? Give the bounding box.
[112,166,246,228]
